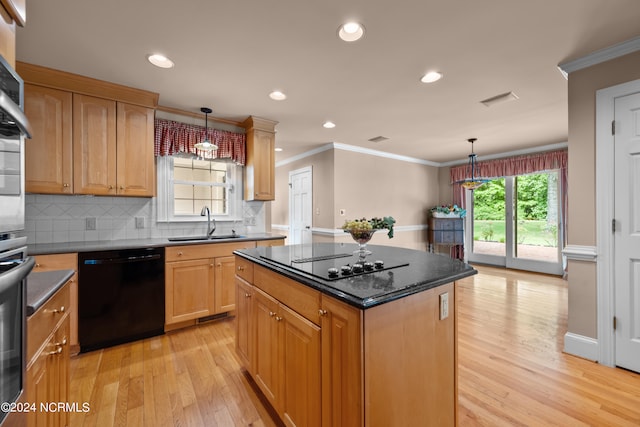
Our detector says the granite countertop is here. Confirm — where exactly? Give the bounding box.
[234,243,477,309]
[27,233,286,255]
[26,269,75,316]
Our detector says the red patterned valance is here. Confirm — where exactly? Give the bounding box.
[154,118,246,165]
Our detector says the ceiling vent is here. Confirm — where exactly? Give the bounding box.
[480,91,519,107]
[368,136,389,143]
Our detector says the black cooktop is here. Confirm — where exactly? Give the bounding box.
[260,244,408,281]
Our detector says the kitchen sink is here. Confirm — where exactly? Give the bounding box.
[168,234,243,242]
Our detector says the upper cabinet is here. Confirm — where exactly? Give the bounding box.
[19,62,159,197]
[243,116,277,201]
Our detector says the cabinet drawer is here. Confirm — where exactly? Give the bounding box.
[431,230,464,244]
[254,264,321,325]
[430,218,463,231]
[235,256,254,283]
[256,238,285,247]
[166,241,257,262]
[27,282,70,363]
[33,253,77,272]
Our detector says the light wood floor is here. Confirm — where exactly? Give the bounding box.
[69,265,640,426]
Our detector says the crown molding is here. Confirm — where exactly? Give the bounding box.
[558,36,640,76]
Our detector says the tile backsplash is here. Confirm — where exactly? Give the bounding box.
[23,194,266,244]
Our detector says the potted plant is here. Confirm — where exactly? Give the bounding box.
[430,205,466,218]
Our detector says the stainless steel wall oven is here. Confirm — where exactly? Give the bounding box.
[0,54,33,426]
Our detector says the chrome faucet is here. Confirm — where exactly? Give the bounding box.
[201,206,216,236]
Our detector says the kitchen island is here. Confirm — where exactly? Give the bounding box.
[234,243,476,427]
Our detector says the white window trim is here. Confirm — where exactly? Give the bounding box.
[156,156,244,223]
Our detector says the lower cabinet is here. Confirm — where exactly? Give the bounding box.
[165,241,257,326]
[237,260,361,427]
[26,281,71,427]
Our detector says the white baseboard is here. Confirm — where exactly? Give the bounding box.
[563,332,598,361]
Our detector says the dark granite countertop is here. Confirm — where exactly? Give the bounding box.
[27,233,286,255]
[26,269,75,316]
[234,243,477,309]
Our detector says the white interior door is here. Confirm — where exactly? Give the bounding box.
[614,91,640,373]
[289,166,312,245]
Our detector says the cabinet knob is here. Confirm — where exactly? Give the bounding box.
[237,266,245,271]
[51,306,65,314]
[120,186,124,190]
[269,311,276,317]
[63,183,69,188]
[35,263,41,268]
[210,264,214,267]
[275,316,282,322]
[54,337,68,347]
[177,251,183,256]
[318,309,328,317]
[244,293,251,298]
[109,185,114,190]
[216,263,222,267]
[48,347,63,356]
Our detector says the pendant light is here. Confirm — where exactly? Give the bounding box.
[461,138,489,190]
[194,107,218,152]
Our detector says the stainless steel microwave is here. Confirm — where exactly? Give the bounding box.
[0,54,32,236]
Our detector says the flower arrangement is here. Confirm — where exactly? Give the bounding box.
[341,216,396,239]
[430,204,466,218]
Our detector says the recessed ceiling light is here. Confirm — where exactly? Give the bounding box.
[420,71,442,83]
[275,147,283,152]
[323,121,336,129]
[269,91,287,101]
[338,22,365,42]
[147,54,174,69]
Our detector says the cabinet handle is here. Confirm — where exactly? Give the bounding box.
[217,263,221,267]
[109,185,114,190]
[269,311,276,317]
[51,306,66,314]
[210,264,214,267]
[35,263,41,268]
[275,316,282,322]
[63,183,69,188]
[48,347,63,356]
[120,186,124,190]
[318,309,328,317]
[237,266,245,271]
[244,293,251,298]
[177,251,183,256]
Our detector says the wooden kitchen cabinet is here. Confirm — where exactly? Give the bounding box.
[243,116,277,201]
[235,276,253,370]
[320,296,363,427]
[19,62,158,197]
[26,280,71,427]
[24,84,74,194]
[32,252,79,355]
[252,285,322,426]
[165,241,257,327]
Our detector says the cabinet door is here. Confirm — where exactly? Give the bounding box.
[320,296,363,427]
[51,316,70,427]
[73,94,117,195]
[252,129,275,200]
[116,103,155,196]
[280,303,321,427]
[252,287,281,410]
[24,85,73,194]
[235,276,253,371]
[214,255,236,313]
[26,346,50,427]
[165,259,215,324]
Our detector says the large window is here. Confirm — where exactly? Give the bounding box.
[157,156,243,222]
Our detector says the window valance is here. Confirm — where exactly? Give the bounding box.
[154,118,246,165]
[450,149,567,184]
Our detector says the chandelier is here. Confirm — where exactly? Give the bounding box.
[194,107,218,152]
[461,138,489,190]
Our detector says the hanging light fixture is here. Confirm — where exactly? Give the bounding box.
[461,138,489,190]
[194,107,218,152]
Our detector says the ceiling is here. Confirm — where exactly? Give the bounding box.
[15,0,640,164]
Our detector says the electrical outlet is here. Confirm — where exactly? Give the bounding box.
[85,217,96,231]
[439,292,449,320]
[135,217,145,229]
[340,209,346,216]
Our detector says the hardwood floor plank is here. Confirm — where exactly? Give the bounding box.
[68,265,640,426]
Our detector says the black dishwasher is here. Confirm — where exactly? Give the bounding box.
[78,247,165,353]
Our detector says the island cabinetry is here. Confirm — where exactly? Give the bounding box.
[26,280,71,427]
[235,275,253,370]
[32,252,79,355]
[18,62,158,197]
[252,285,322,427]
[243,116,277,201]
[165,241,256,326]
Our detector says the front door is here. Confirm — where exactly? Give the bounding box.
[614,91,640,373]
